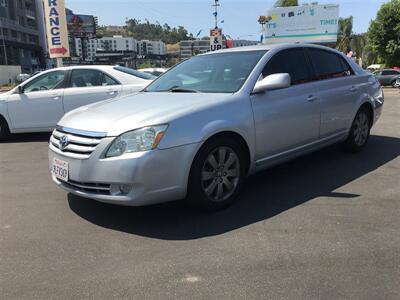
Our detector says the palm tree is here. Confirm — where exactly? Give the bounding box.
[336,17,353,53]
[274,0,298,7]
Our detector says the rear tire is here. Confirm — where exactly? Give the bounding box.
[187,136,247,211]
[344,107,371,152]
[0,116,10,141]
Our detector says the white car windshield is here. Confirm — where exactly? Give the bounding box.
[145,51,267,93]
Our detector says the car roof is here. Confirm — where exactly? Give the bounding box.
[200,43,343,56]
[51,65,118,71]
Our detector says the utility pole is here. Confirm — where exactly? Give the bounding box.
[1,26,8,65]
[0,2,8,65]
[212,0,220,29]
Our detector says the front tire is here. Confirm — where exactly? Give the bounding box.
[187,136,247,211]
[0,116,10,141]
[344,107,371,152]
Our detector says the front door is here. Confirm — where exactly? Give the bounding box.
[7,70,66,130]
[251,48,320,161]
[62,69,122,112]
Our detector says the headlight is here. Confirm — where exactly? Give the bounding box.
[106,125,168,157]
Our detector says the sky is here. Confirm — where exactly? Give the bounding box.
[66,0,387,40]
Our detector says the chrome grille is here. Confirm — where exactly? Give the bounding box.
[59,179,111,195]
[49,127,106,159]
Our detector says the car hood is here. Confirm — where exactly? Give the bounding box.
[0,89,14,99]
[59,92,231,136]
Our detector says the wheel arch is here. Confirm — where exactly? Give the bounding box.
[192,130,252,176]
[359,101,374,128]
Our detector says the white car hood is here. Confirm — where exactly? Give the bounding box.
[59,92,231,136]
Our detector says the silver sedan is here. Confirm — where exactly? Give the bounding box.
[49,43,384,210]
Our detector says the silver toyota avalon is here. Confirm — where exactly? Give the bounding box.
[49,44,384,210]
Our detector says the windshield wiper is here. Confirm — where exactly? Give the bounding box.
[167,87,199,93]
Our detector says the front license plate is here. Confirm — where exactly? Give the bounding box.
[52,158,69,182]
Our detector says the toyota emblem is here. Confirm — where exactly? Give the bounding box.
[59,135,69,150]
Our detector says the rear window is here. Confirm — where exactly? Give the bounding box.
[308,48,353,80]
[113,66,156,80]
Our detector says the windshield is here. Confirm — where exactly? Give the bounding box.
[145,51,266,93]
[114,66,156,80]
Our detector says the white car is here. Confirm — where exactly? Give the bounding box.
[0,65,155,138]
[138,68,168,77]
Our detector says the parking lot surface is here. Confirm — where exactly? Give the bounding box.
[1,89,399,299]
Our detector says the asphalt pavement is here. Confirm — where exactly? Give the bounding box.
[1,88,399,299]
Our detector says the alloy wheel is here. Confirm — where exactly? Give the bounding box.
[353,111,369,146]
[201,147,240,202]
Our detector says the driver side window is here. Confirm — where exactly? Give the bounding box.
[262,48,313,85]
[23,71,66,93]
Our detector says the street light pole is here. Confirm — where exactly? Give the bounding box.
[212,0,220,29]
[1,23,8,65]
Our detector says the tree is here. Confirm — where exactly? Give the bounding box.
[274,0,298,7]
[368,0,400,66]
[336,17,353,53]
[124,18,192,44]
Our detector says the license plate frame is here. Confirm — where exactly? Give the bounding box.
[52,158,69,182]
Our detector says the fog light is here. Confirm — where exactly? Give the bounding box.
[110,184,132,196]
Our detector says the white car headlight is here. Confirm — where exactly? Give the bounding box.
[106,125,168,157]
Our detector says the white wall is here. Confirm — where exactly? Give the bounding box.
[0,65,22,85]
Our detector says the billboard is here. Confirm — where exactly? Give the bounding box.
[67,14,96,38]
[263,4,339,44]
[43,0,70,58]
[210,28,223,51]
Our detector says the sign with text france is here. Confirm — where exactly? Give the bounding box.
[263,4,339,44]
[44,0,70,58]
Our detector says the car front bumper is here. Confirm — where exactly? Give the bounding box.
[49,139,199,206]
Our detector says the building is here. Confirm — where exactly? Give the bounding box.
[73,36,166,61]
[0,0,44,72]
[232,40,258,48]
[180,39,210,60]
[74,36,139,61]
[138,40,166,56]
[180,39,259,60]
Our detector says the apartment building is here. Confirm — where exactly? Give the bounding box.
[74,36,139,61]
[0,0,44,72]
[138,40,166,56]
[180,39,210,60]
[74,36,166,61]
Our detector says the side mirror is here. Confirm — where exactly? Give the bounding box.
[252,73,291,94]
[18,85,24,94]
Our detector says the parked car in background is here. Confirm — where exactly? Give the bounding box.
[373,69,400,87]
[0,65,155,138]
[395,78,400,88]
[16,73,31,83]
[49,44,384,210]
[138,68,168,77]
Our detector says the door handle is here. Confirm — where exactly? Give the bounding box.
[51,94,60,100]
[307,95,318,102]
[106,89,116,95]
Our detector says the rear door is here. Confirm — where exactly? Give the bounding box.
[306,48,358,138]
[6,70,66,129]
[62,69,122,112]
